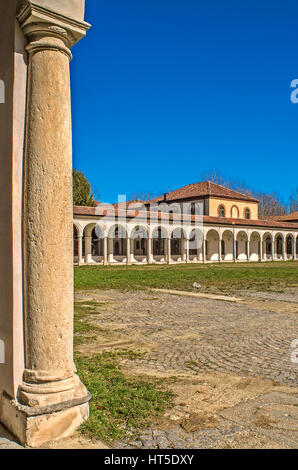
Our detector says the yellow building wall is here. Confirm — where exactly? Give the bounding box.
[208,197,258,220]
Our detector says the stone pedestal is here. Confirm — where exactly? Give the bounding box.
[0,1,91,448]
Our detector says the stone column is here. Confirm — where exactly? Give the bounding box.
[202,237,206,263]
[108,237,114,263]
[218,237,222,263]
[147,237,152,263]
[185,238,190,263]
[197,241,201,263]
[103,236,108,265]
[166,238,171,264]
[126,237,131,265]
[247,240,250,262]
[78,235,83,266]
[84,236,92,264]
[233,236,236,262]
[0,1,91,448]
[282,237,286,261]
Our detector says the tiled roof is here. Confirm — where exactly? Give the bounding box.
[147,181,259,203]
[73,206,298,229]
[113,199,144,209]
[270,211,298,222]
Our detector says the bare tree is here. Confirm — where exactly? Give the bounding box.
[288,188,298,213]
[203,171,287,217]
[203,171,255,197]
[256,193,287,217]
[130,191,156,201]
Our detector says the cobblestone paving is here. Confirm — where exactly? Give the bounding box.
[114,419,293,450]
[77,289,298,387]
[75,288,298,449]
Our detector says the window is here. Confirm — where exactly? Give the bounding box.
[218,205,225,217]
[244,208,250,220]
[221,240,225,256]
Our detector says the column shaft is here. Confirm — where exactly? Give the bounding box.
[78,236,83,265]
[126,237,131,264]
[22,39,75,386]
[103,237,108,265]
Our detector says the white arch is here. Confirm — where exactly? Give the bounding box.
[151,225,169,239]
[108,224,127,239]
[205,229,220,262]
[171,226,188,240]
[249,231,261,261]
[221,229,234,261]
[236,231,248,261]
[73,221,83,237]
[130,225,149,239]
[130,225,148,263]
[83,222,97,237]
[286,233,295,259]
[274,232,284,261]
[262,232,273,261]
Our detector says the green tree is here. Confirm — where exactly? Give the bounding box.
[73,169,94,206]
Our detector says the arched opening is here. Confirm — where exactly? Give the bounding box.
[189,228,203,262]
[218,205,225,217]
[286,234,294,259]
[244,208,251,220]
[236,231,248,260]
[262,233,273,260]
[152,227,167,262]
[205,229,220,261]
[108,224,127,263]
[170,227,183,261]
[131,226,148,263]
[250,232,261,261]
[82,223,97,264]
[275,234,284,261]
[221,230,234,261]
[91,225,104,262]
[231,205,239,218]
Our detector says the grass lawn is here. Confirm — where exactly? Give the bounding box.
[75,261,298,294]
[74,303,173,442]
[75,351,173,442]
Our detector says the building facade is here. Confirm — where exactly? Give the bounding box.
[73,181,298,265]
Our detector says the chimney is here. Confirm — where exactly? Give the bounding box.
[163,193,167,201]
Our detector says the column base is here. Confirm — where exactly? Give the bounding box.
[0,390,90,448]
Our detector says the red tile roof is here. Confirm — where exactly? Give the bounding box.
[73,206,298,229]
[147,181,259,203]
[269,211,298,222]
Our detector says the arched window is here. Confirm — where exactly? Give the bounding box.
[231,205,239,218]
[244,208,250,220]
[218,205,225,217]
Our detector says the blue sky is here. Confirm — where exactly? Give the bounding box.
[70,0,298,204]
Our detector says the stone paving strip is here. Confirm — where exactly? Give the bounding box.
[151,288,243,303]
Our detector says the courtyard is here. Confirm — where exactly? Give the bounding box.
[69,262,298,449]
[1,261,297,449]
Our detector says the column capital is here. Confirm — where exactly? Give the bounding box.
[17,1,90,57]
